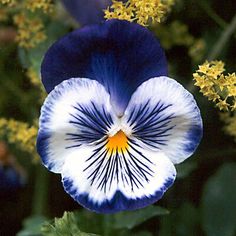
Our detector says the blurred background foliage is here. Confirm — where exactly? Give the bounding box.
[0,0,235,235]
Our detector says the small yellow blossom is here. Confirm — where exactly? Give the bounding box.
[24,0,54,13]
[26,67,42,87]
[104,0,175,26]
[1,0,55,48]
[14,13,46,48]
[216,100,229,111]
[193,61,236,111]
[0,118,38,160]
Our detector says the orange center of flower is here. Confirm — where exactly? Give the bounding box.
[106,130,128,154]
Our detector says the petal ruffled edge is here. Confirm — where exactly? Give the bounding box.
[37,77,118,173]
[122,76,203,164]
[41,19,168,115]
[61,143,176,213]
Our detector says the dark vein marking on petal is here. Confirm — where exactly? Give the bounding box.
[82,138,155,193]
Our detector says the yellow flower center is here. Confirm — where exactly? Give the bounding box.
[106,130,129,154]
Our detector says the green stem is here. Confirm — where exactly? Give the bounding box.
[198,1,227,29]
[32,165,49,216]
[207,14,236,60]
[103,214,112,236]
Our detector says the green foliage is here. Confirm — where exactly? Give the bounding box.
[174,203,200,236]
[112,205,169,230]
[158,202,201,236]
[201,163,236,236]
[17,215,48,236]
[19,206,169,236]
[41,212,98,236]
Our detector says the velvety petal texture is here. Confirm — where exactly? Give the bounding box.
[37,76,202,213]
[41,20,167,116]
[37,20,202,213]
[38,77,177,213]
[61,0,111,25]
[37,78,119,173]
[122,76,203,164]
[62,145,176,213]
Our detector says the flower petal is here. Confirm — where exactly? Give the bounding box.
[37,78,118,173]
[62,139,176,213]
[61,0,111,25]
[122,76,203,164]
[41,20,167,116]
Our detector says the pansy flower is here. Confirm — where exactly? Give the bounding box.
[61,0,112,25]
[37,20,202,213]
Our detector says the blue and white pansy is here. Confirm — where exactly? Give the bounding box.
[37,20,203,213]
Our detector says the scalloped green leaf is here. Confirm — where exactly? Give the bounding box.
[201,163,236,236]
[113,205,169,230]
[41,212,99,236]
[17,215,47,236]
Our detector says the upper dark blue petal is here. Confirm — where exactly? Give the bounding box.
[41,20,168,115]
[61,0,111,25]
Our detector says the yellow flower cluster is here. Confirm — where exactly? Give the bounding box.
[13,13,46,48]
[25,0,53,13]
[1,0,54,48]
[0,0,53,11]
[0,118,38,159]
[26,67,42,87]
[104,0,175,26]
[193,61,236,111]
[155,21,206,62]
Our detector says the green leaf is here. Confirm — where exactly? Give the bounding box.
[41,212,99,236]
[201,163,236,236]
[175,203,200,236]
[159,203,200,236]
[67,210,105,234]
[17,215,47,236]
[113,205,169,230]
[132,231,152,236]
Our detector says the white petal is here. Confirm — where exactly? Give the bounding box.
[122,76,203,164]
[37,78,118,173]
[61,138,176,213]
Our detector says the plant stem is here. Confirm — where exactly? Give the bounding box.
[198,1,227,29]
[32,165,49,216]
[207,14,236,60]
[103,214,111,236]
